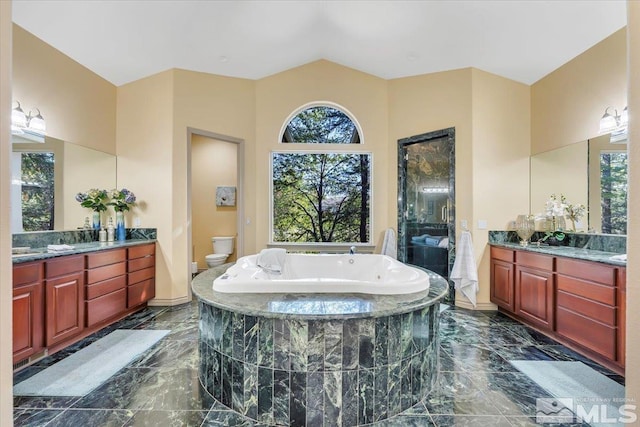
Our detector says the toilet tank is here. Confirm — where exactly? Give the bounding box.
[212,236,234,254]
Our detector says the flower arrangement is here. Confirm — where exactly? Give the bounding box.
[107,188,136,212]
[75,188,108,212]
[545,193,586,232]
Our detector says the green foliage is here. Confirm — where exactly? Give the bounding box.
[600,152,627,234]
[21,152,55,231]
[282,106,359,144]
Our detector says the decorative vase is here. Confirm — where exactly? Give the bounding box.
[116,211,126,241]
[92,211,101,230]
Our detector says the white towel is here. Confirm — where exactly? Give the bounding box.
[256,248,287,274]
[47,244,75,253]
[450,231,478,307]
[381,228,397,259]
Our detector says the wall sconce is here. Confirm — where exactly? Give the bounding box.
[599,106,628,143]
[12,101,47,142]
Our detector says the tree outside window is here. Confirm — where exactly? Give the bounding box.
[273,105,370,243]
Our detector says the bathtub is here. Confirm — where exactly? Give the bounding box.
[212,253,430,294]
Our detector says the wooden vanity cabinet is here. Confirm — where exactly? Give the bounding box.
[127,243,156,308]
[514,252,554,331]
[85,248,127,327]
[45,255,85,347]
[490,247,515,311]
[490,245,626,373]
[13,261,44,363]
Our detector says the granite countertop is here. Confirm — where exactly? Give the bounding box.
[11,239,156,264]
[191,263,449,320]
[489,241,626,267]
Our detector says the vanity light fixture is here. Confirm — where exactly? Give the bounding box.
[11,101,47,142]
[599,106,628,144]
[422,186,448,193]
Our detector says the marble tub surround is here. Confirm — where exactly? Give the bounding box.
[192,265,448,426]
[12,227,157,249]
[11,238,157,264]
[488,230,626,266]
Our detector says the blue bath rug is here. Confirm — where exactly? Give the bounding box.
[14,329,169,396]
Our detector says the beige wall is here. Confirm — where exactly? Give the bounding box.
[116,70,175,303]
[470,69,531,308]
[1,1,13,425]
[255,60,389,248]
[531,28,627,154]
[625,0,639,407]
[191,135,238,268]
[12,25,117,154]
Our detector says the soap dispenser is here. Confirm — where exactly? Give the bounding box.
[107,217,115,242]
[99,227,107,242]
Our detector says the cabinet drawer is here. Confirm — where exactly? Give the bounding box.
[46,255,84,279]
[86,262,127,285]
[129,266,154,285]
[86,288,127,327]
[86,275,127,300]
[557,275,615,306]
[556,307,616,360]
[556,258,615,286]
[13,261,43,287]
[128,243,155,259]
[515,251,553,271]
[128,279,155,308]
[557,290,616,326]
[128,255,155,273]
[87,249,126,269]
[491,247,514,263]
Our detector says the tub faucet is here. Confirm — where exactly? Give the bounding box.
[349,246,357,255]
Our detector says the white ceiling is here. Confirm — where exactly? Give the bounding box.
[12,0,627,87]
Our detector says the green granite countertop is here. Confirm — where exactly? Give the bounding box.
[11,239,156,264]
[191,263,449,320]
[489,241,626,267]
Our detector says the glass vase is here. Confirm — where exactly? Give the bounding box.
[92,211,101,230]
[116,211,126,241]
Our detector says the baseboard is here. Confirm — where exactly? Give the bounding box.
[454,299,498,311]
[147,296,191,307]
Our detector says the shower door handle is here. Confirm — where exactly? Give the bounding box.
[441,206,448,222]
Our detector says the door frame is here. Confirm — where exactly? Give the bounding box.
[186,127,244,295]
[398,127,455,302]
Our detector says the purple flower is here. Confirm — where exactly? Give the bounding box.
[75,192,87,203]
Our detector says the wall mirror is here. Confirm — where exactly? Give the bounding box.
[530,134,627,235]
[11,134,117,233]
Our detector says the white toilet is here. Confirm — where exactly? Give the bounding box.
[205,236,235,268]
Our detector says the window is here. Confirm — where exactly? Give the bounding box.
[272,105,370,244]
[13,152,55,232]
[600,152,627,234]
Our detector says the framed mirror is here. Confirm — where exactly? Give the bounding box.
[11,135,117,232]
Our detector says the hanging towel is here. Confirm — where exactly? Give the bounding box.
[381,228,397,259]
[450,231,478,307]
[256,248,287,274]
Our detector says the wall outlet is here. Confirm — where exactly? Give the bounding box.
[134,217,141,227]
[477,219,488,229]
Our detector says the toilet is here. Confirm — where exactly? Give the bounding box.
[205,236,235,268]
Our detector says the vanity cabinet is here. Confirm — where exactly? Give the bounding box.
[127,243,156,308]
[85,248,127,327]
[45,255,85,347]
[490,246,625,374]
[514,252,554,331]
[13,261,44,364]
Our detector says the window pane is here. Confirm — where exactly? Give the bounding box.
[282,106,360,144]
[600,152,627,234]
[272,152,370,243]
[21,152,55,231]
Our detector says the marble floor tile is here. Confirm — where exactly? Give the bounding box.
[13,299,624,427]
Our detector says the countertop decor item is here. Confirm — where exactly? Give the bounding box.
[108,188,136,241]
[75,188,108,230]
[515,214,535,246]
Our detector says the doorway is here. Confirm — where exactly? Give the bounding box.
[187,128,244,279]
[398,127,455,303]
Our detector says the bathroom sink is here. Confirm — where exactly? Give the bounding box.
[11,247,42,258]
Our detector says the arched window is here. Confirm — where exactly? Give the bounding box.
[281,105,361,144]
[272,104,371,244]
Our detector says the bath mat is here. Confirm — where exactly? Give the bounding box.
[14,329,169,396]
[510,360,625,425]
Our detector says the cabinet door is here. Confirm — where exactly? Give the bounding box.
[13,283,44,363]
[490,259,515,312]
[515,266,554,331]
[46,272,85,347]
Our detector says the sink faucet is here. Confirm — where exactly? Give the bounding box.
[349,246,357,255]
